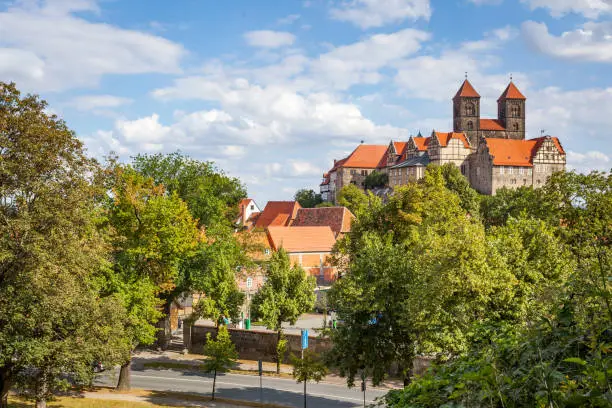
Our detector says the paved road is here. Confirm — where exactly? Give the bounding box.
[96,367,388,407]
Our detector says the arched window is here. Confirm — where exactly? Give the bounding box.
[511,104,521,117]
[513,123,519,131]
[467,121,474,130]
[465,103,475,116]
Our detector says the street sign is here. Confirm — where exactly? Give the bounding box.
[301,329,308,349]
[258,359,263,376]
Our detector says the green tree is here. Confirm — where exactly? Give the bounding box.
[438,163,481,216]
[315,202,334,208]
[295,189,323,208]
[336,184,380,218]
[132,152,246,229]
[203,326,238,400]
[292,351,328,408]
[252,250,316,373]
[106,165,199,390]
[363,170,388,189]
[0,82,129,408]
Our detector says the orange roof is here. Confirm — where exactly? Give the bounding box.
[486,136,565,167]
[393,141,407,155]
[433,132,470,148]
[498,82,526,101]
[480,119,506,131]
[254,201,301,229]
[292,207,355,236]
[412,136,430,151]
[341,144,388,169]
[454,79,480,99]
[267,226,336,253]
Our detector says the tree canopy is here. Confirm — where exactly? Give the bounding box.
[363,170,388,189]
[295,189,323,208]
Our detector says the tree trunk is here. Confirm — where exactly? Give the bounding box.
[212,369,217,400]
[116,359,131,391]
[276,329,282,374]
[0,369,10,408]
[35,370,48,408]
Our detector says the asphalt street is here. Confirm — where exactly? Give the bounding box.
[95,367,388,407]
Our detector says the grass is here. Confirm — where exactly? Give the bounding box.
[9,396,175,407]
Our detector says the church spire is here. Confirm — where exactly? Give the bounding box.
[454,79,480,99]
[498,81,526,101]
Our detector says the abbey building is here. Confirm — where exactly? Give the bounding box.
[321,80,566,201]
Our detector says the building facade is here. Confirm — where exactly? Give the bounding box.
[321,80,566,198]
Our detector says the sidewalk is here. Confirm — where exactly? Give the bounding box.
[132,349,403,390]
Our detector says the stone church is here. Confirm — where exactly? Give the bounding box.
[322,80,567,199]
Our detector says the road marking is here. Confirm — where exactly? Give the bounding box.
[130,373,379,403]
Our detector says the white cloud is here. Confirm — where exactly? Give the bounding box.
[567,150,611,173]
[522,21,612,63]
[521,0,612,19]
[0,0,185,91]
[70,95,133,111]
[329,0,431,29]
[288,160,322,177]
[244,30,296,48]
[277,14,301,25]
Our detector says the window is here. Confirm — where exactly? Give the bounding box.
[465,103,475,116]
[507,166,513,174]
[250,205,255,210]
[513,123,519,131]
[350,169,357,175]
[519,167,524,175]
[246,277,253,289]
[264,248,271,255]
[527,168,532,176]
[511,104,521,117]
[511,179,517,185]
[499,166,504,175]
[476,167,481,176]
[467,121,474,130]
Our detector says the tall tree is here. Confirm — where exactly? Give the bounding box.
[336,184,381,218]
[251,250,316,373]
[203,326,238,400]
[295,189,323,208]
[0,82,129,408]
[106,165,199,390]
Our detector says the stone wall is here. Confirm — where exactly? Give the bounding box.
[186,324,332,362]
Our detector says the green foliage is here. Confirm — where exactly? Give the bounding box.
[106,165,200,349]
[0,82,129,406]
[380,170,611,407]
[437,163,480,216]
[364,170,389,189]
[336,184,381,218]
[203,326,238,374]
[203,325,238,401]
[131,152,246,229]
[329,167,578,387]
[315,201,335,208]
[292,351,328,384]
[295,189,323,208]
[251,249,316,330]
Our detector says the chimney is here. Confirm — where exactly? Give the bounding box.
[334,159,337,165]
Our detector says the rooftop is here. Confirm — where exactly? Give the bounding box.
[267,226,336,253]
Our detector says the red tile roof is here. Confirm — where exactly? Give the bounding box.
[341,144,388,169]
[485,136,564,167]
[292,207,355,236]
[267,226,336,253]
[480,119,506,131]
[254,201,302,229]
[433,132,470,148]
[498,82,526,101]
[412,136,430,151]
[393,141,407,155]
[454,79,480,98]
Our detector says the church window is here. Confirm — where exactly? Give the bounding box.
[511,105,521,117]
[513,123,519,131]
[467,121,474,130]
[465,103,475,116]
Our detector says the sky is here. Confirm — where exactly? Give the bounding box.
[1,0,611,205]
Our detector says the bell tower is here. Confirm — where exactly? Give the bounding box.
[498,81,526,140]
[453,79,480,147]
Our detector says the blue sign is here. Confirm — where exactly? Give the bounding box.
[301,329,308,349]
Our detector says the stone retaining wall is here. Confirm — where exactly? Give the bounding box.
[186,324,331,362]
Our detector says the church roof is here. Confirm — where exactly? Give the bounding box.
[454,79,480,99]
[480,119,506,131]
[498,82,526,101]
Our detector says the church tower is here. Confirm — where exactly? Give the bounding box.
[498,82,526,140]
[453,79,480,147]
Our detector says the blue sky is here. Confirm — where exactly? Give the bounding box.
[1,0,611,205]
